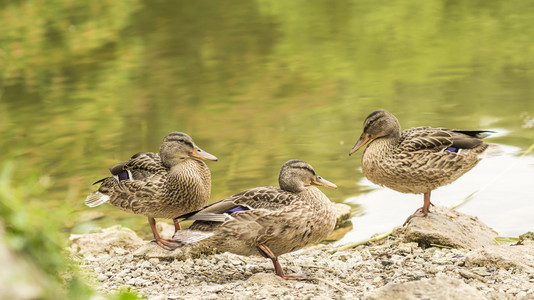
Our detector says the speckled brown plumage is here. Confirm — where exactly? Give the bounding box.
[172,159,338,279]
[85,132,217,250]
[349,110,491,221]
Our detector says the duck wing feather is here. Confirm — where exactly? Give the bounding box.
[400,127,491,152]
[94,152,167,184]
[179,186,297,231]
[118,152,166,174]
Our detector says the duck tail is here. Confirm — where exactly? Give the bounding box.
[172,230,213,244]
[453,130,494,139]
[85,191,110,207]
[92,177,107,185]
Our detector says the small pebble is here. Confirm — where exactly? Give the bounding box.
[97,274,107,281]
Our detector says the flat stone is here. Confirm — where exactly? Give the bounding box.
[132,241,216,260]
[332,203,352,226]
[69,225,144,255]
[366,275,485,300]
[401,206,498,250]
[246,272,288,286]
[465,243,534,272]
[458,269,487,282]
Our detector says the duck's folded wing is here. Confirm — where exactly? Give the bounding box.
[400,127,490,152]
[108,152,166,180]
[180,186,295,222]
[232,186,298,209]
[181,199,246,222]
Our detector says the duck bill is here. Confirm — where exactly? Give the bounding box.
[349,133,370,156]
[312,176,338,189]
[190,146,218,161]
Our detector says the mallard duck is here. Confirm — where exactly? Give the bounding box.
[85,132,218,250]
[349,110,491,223]
[172,159,337,280]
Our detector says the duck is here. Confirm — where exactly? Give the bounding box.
[85,132,218,250]
[349,109,491,223]
[172,159,338,280]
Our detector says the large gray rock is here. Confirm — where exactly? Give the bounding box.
[399,206,498,250]
[69,225,144,256]
[366,276,486,300]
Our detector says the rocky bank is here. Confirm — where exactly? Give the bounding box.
[70,206,534,299]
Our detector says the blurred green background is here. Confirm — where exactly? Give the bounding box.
[1,0,534,297]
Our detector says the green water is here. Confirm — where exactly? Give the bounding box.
[1,0,533,242]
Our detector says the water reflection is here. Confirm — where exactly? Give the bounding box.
[1,0,533,242]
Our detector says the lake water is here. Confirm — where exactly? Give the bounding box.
[1,1,533,243]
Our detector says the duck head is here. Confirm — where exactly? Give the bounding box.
[349,109,401,156]
[278,159,337,193]
[160,132,218,167]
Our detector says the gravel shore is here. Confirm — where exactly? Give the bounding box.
[70,207,534,299]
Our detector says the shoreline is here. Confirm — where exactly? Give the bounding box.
[70,206,534,299]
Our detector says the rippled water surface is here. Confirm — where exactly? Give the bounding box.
[1,1,533,243]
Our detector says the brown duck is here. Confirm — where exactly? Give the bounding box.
[85,132,217,250]
[349,110,491,223]
[172,159,338,279]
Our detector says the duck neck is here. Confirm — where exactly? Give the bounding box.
[381,130,401,144]
[365,131,401,154]
[168,158,204,175]
[297,186,329,204]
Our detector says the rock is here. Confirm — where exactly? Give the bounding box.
[156,222,176,239]
[132,241,216,260]
[397,242,419,254]
[520,232,534,241]
[401,206,498,249]
[458,269,486,282]
[465,244,534,272]
[470,267,493,277]
[332,203,352,226]
[323,203,353,241]
[69,225,144,255]
[97,274,107,281]
[366,275,485,300]
[325,221,353,242]
[246,273,288,286]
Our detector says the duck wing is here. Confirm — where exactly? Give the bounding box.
[400,127,491,153]
[88,152,169,208]
[120,152,166,174]
[179,186,296,229]
[103,152,167,183]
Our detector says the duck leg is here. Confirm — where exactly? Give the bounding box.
[403,191,432,225]
[148,217,181,250]
[256,244,308,280]
[172,217,182,234]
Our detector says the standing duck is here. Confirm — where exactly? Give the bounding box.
[172,159,338,280]
[86,132,218,250]
[349,110,491,223]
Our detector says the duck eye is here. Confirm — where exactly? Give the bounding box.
[178,139,185,143]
